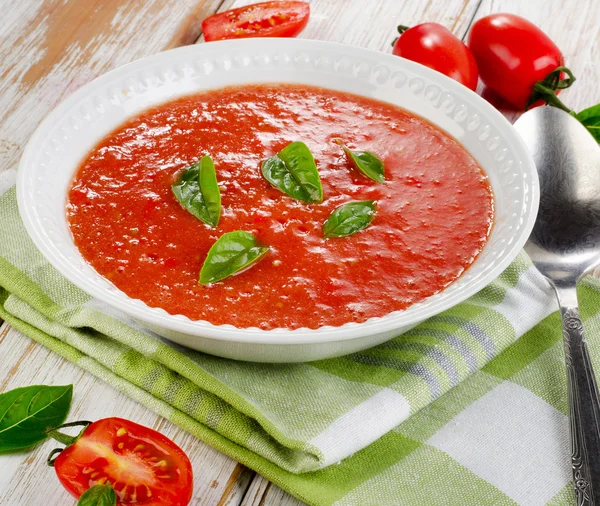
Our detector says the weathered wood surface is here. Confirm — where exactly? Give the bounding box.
[1,0,598,504]
[0,0,221,175]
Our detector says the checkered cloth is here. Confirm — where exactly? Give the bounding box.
[1,168,589,505]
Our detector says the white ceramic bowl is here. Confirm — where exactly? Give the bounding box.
[17,39,538,362]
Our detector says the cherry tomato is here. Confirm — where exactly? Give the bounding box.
[468,14,564,109]
[202,1,310,42]
[53,418,193,505]
[392,23,479,91]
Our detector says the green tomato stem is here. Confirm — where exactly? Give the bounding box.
[47,447,63,467]
[391,24,411,47]
[45,420,93,465]
[525,66,576,112]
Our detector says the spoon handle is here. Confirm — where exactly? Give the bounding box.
[562,306,600,505]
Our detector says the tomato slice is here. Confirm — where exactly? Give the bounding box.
[53,418,193,505]
[202,1,310,42]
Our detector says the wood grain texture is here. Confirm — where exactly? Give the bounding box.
[239,474,272,506]
[0,0,222,175]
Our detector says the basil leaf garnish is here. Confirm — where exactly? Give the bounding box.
[576,104,600,142]
[77,484,117,506]
[323,201,377,238]
[261,141,323,202]
[0,385,72,452]
[200,231,269,285]
[172,155,221,227]
[334,139,385,182]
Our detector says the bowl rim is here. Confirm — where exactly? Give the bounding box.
[17,38,539,345]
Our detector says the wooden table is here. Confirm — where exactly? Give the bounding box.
[1,0,599,504]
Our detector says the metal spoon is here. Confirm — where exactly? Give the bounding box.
[514,106,600,505]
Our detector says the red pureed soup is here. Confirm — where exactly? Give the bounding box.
[68,84,493,330]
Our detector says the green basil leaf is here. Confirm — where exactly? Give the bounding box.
[575,104,600,143]
[335,139,385,182]
[323,201,377,238]
[0,385,72,452]
[200,231,269,284]
[77,484,117,506]
[172,155,221,226]
[261,141,323,202]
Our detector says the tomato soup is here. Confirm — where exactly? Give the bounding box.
[67,84,493,330]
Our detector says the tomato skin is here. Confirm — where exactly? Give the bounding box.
[54,418,193,506]
[202,1,310,42]
[468,13,564,109]
[392,23,479,91]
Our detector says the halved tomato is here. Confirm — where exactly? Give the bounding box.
[202,1,310,42]
[52,418,193,505]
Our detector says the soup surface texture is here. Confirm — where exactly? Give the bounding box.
[68,84,494,330]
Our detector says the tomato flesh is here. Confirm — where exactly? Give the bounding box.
[468,13,564,109]
[202,1,310,42]
[54,418,193,505]
[392,23,479,91]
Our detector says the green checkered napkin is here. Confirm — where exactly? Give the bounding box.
[1,168,594,505]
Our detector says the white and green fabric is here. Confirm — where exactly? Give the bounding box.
[1,168,594,505]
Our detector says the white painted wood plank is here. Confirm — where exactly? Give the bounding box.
[239,473,272,506]
[255,484,306,506]
[0,0,222,176]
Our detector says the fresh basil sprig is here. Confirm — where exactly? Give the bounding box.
[172,155,221,227]
[200,231,269,284]
[261,141,323,203]
[0,385,72,452]
[323,201,377,238]
[575,104,600,143]
[334,139,385,183]
[77,484,117,506]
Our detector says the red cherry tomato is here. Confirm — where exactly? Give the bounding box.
[468,14,564,109]
[53,418,193,505]
[202,1,310,42]
[392,23,479,91]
